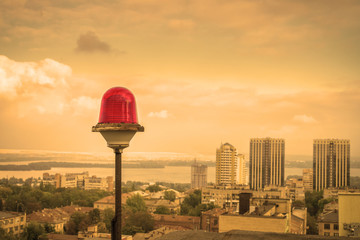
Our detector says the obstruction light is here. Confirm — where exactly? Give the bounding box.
[93,87,144,149]
[99,87,138,124]
[92,87,144,240]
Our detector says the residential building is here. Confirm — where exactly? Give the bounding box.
[238,154,246,185]
[218,196,291,234]
[153,214,200,230]
[42,172,114,191]
[216,143,238,186]
[94,196,115,210]
[249,138,285,190]
[318,209,339,237]
[323,188,360,199]
[303,169,313,192]
[0,211,26,236]
[191,162,207,189]
[286,178,305,201]
[313,139,350,191]
[27,206,93,234]
[201,185,288,211]
[201,208,226,232]
[145,199,181,214]
[339,193,360,237]
[291,208,307,235]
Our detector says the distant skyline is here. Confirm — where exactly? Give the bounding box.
[1,1,360,156]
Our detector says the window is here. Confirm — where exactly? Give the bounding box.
[15,226,18,231]
[21,217,24,222]
[334,224,339,230]
[324,224,330,229]
[214,219,218,225]
[20,225,24,229]
[334,233,339,236]
[324,232,330,236]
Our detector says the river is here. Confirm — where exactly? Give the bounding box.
[1,167,360,183]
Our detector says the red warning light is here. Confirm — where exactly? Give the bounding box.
[98,87,138,124]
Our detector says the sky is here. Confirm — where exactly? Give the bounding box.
[0,0,360,158]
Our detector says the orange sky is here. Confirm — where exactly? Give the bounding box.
[0,0,360,157]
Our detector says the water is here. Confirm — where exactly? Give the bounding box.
[1,167,360,183]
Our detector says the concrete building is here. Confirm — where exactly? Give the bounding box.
[302,168,313,192]
[339,193,360,237]
[318,209,339,237]
[201,208,226,232]
[201,185,288,212]
[27,206,93,234]
[249,138,285,190]
[42,172,114,191]
[285,178,305,201]
[0,211,26,236]
[191,162,207,189]
[313,139,350,191]
[218,195,291,234]
[153,214,200,230]
[216,143,238,186]
[238,154,246,185]
[94,196,115,210]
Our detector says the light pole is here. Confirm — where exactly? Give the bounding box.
[92,87,144,240]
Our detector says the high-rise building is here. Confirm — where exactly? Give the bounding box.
[303,168,313,192]
[249,137,285,190]
[191,162,207,189]
[238,154,246,185]
[313,139,350,191]
[216,143,238,185]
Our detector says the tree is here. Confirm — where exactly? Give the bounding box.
[88,208,101,224]
[123,211,154,234]
[23,222,45,240]
[146,185,162,192]
[126,194,147,212]
[102,208,115,232]
[65,212,89,235]
[164,190,176,202]
[307,213,318,235]
[154,205,171,215]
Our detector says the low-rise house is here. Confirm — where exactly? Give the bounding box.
[145,199,180,214]
[291,208,307,235]
[153,214,200,230]
[318,209,339,237]
[27,205,93,233]
[201,208,226,232]
[0,211,26,236]
[94,196,115,211]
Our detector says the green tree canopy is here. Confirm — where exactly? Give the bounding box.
[123,211,154,235]
[164,190,176,202]
[154,205,171,215]
[126,194,147,212]
[146,184,162,192]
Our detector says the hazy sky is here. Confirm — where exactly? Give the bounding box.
[0,0,360,157]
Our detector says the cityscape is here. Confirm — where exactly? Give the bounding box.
[1,1,360,240]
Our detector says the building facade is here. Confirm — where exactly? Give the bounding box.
[313,139,350,191]
[191,162,207,189]
[0,212,26,236]
[339,193,360,237]
[216,143,238,186]
[238,154,246,185]
[303,169,313,192]
[249,138,285,190]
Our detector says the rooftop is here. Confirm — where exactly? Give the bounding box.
[0,211,25,219]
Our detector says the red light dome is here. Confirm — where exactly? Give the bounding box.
[98,87,138,124]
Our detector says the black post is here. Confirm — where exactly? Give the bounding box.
[112,148,122,240]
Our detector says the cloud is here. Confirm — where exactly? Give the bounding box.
[70,96,100,116]
[0,55,99,118]
[148,110,169,119]
[293,114,317,123]
[0,55,70,99]
[75,31,111,53]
